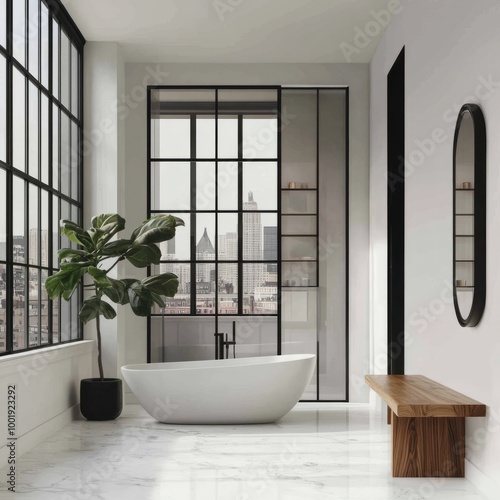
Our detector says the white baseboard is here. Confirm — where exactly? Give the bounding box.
[0,404,81,469]
[465,459,499,500]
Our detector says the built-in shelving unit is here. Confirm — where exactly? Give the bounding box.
[281,181,318,288]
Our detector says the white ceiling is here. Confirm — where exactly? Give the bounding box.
[61,0,393,63]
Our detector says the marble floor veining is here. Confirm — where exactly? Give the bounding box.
[0,404,490,500]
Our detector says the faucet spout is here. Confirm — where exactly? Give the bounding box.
[214,333,224,360]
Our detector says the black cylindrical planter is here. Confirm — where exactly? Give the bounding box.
[80,378,123,421]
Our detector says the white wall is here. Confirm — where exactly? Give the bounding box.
[83,42,128,380]
[0,341,93,469]
[119,62,370,402]
[370,0,500,495]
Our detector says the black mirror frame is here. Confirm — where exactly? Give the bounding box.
[452,103,486,327]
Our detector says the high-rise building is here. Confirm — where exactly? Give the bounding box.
[196,227,215,283]
[218,232,238,295]
[243,191,263,296]
[196,227,215,257]
[263,226,278,273]
[29,229,49,265]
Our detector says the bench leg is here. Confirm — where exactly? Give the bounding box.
[391,414,465,477]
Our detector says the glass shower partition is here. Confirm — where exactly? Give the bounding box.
[281,88,348,401]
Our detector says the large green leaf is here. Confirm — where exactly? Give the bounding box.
[79,296,117,324]
[131,215,184,246]
[88,214,126,249]
[91,213,126,233]
[45,272,66,299]
[45,264,88,301]
[102,278,127,304]
[127,281,155,316]
[124,244,161,268]
[60,261,92,273]
[60,220,94,251]
[142,273,179,298]
[150,291,166,309]
[58,247,92,262]
[100,238,133,257]
[88,267,112,288]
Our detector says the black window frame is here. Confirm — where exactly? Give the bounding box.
[147,85,281,349]
[0,0,85,355]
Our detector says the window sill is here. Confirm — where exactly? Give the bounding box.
[0,340,94,374]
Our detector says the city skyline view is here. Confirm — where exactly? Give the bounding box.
[159,191,278,315]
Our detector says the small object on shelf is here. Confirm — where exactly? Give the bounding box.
[462,182,471,189]
[284,280,290,286]
[288,181,296,189]
[456,279,467,287]
[301,278,310,286]
[300,182,308,188]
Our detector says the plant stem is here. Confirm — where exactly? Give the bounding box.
[105,256,125,275]
[95,312,104,381]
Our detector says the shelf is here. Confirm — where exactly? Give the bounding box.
[282,259,317,262]
[455,213,474,216]
[282,234,317,238]
[455,188,474,191]
[282,213,318,217]
[455,234,474,237]
[456,286,474,291]
[282,188,317,191]
[282,285,318,289]
[456,260,474,262]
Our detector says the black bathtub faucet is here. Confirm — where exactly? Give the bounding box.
[214,321,236,359]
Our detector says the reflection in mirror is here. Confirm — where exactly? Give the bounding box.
[453,104,486,327]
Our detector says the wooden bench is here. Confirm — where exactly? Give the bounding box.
[365,375,486,478]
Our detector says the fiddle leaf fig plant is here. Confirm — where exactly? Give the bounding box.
[45,213,184,380]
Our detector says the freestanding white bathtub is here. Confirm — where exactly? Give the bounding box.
[121,354,316,424]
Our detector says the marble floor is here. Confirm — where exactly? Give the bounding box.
[0,404,490,500]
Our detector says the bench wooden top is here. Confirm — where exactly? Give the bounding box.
[365,375,486,417]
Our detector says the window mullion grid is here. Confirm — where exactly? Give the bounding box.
[277,87,282,355]
[67,28,72,195]
[23,180,28,349]
[36,177,42,347]
[23,0,27,69]
[37,0,41,86]
[47,187,53,344]
[212,113,219,320]
[46,9,54,344]
[77,41,83,211]
[1,1,84,356]
[214,89,219,328]
[146,88,152,360]
[190,113,196,315]
[316,88,320,398]
[5,0,13,353]
[237,114,243,316]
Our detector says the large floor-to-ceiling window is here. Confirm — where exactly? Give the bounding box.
[148,87,280,360]
[0,0,84,354]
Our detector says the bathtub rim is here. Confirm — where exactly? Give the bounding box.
[121,353,315,372]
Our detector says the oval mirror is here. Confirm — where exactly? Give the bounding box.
[453,104,486,327]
